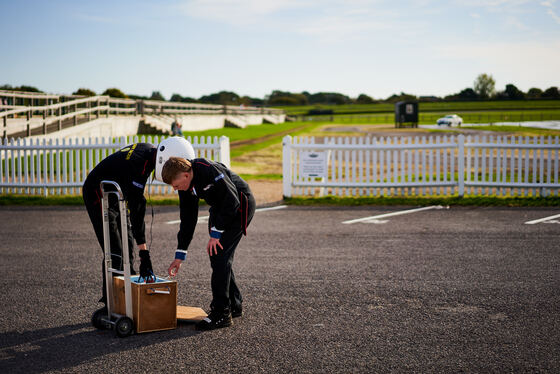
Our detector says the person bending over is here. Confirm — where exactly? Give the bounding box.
[162,157,255,330]
[82,143,156,307]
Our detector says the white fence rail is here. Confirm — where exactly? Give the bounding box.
[1,90,284,138]
[0,135,230,196]
[282,135,560,197]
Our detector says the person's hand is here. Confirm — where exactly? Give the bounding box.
[139,250,153,279]
[206,238,223,256]
[168,259,183,277]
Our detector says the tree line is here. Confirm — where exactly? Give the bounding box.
[2,73,558,107]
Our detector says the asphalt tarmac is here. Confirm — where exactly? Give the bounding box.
[0,204,559,373]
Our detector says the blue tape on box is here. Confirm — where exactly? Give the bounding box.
[131,275,169,284]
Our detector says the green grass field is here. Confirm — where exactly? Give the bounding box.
[181,121,324,158]
[182,121,312,143]
[291,110,560,125]
[276,100,560,116]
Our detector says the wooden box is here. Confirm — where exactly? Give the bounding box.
[112,276,177,333]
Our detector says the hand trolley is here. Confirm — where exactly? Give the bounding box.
[91,180,135,337]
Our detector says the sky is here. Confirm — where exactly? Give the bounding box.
[1,0,559,100]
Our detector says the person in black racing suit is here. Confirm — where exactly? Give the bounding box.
[82,143,156,306]
[162,157,256,330]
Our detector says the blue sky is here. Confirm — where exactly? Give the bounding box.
[1,0,559,100]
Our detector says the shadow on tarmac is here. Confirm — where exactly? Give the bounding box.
[0,321,200,373]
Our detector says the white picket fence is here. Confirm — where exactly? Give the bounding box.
[282,135,560,197]
[0,135,230,196]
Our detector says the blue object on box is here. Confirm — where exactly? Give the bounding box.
[131,275,169,284]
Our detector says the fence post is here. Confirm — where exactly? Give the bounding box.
[458,134,465,197]
[218,136,230,168]
[42,109,47,134]
[282,135,292,198]
[58,105,62,130]
[73,103,77,126]
[26,110,31,137]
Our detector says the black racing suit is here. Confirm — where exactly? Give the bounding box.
[176,158,256,313]
[82,143,157,303]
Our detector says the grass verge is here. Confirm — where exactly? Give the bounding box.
[277,100,560,116]
[2,194,558,207]
[0,194,181,206]
[238,173,282,181]
[285,195,560,207]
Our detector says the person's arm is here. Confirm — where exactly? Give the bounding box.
[127,176,148,247]
[176,190,199,255]
[169,190,198,276]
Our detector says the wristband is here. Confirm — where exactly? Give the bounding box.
[175,249,187,261]
[210,226,223,239]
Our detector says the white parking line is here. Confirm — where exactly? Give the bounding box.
[524,213,560,225]
[166,205,287,225]
[252,205,288,213]
[342,205,445,225]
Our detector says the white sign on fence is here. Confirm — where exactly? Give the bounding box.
[300,151,327,178]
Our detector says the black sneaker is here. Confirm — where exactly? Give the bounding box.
[196,309,233,330]
[231,307,243,318]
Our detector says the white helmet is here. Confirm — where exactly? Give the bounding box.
[155,137,195,182]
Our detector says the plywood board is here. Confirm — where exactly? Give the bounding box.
[177,305,207,323]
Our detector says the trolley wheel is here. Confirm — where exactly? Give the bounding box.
[115,316,134,338]
[91,307,108,330]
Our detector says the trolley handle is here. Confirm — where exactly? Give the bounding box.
[100,180,125,200]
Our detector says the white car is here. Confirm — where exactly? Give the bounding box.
[437,114,463,127]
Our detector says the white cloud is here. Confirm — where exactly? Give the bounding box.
[295,6,401,40]
[178,0,310,25]
[505,15,531,30]
[177,0,560,43]
[547,8,560,23]
[540,0,560,24]
[177,0,426,42]
[453,0,540,15]
[454,0,534,7]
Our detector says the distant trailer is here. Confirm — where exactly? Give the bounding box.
[395,101,418,128]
